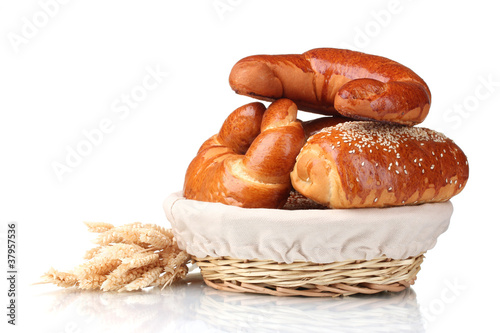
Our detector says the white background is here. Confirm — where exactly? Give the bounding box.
[1,0,499,332]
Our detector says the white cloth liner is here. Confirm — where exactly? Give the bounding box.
[164,192,452,264]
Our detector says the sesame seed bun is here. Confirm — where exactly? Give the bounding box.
[291,121,469,208]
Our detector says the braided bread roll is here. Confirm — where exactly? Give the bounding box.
[291,121,469,209]
[229,48,431,125]
[184,99,305,208]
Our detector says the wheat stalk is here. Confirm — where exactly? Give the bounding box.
[39,222,190,292]
[84,222,115,233]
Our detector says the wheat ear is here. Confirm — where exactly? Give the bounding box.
[40,222,190,292]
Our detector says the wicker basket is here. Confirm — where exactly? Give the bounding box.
[193,253,424,297]
[165,193,452,297]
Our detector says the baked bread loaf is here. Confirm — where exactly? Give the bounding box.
[229,48,431,125]
[184,99,305,208]
[291,121,468,208]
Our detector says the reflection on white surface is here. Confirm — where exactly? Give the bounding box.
[36,273,425,332]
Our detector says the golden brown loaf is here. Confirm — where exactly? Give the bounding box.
[291,121,468,208]
[184,99,305,208]
[229,48,431,125]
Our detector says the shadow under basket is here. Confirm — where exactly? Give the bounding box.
[193,253,425,297]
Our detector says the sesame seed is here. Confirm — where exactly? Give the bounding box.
[318,123,452,182]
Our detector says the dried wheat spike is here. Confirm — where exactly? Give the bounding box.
[172,251,190,268]
[139,223,174,238]
[102,265,153,291]
[99,243,144,259]
[79,274,107,290]
[94,228,126,246]
[151,264,189,288]
[40,268,78,288]
[93,226,163,248]
[84,222,115,233]
[83,246,103,260]
[120,266,163,292]
[41,222,191,292]
[121,252,160,271]
[139,229,170,249]
[73,257,122,277]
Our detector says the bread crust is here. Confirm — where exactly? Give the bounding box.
[229,48,431,125]
[291,121,468,208]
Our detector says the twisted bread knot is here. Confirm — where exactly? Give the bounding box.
[183,99,305,208]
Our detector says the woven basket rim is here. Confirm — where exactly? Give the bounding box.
[193,253,425,297]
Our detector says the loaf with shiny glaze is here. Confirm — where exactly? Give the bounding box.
[229,48,431,125]
[291,121,468,208]
[184,99,305,208]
